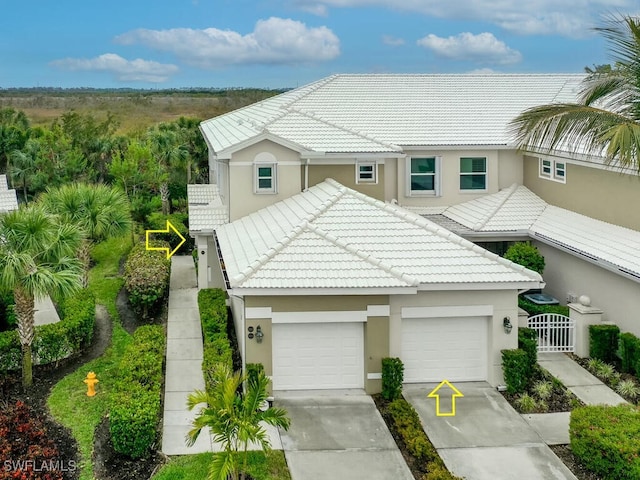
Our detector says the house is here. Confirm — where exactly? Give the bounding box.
[188,74,640,392]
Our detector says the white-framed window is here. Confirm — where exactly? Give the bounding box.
[356,161,377,183]
[253,152,278,194]
[538,158,566,184]
[459,157,487,191]
[408,157,440,195]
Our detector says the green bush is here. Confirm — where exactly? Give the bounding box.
[246,363,265,388]
[0,329,20,373]
[570,405,640,479]
[109,325,165,459]
[589,324,620,364]
[518,327,537,372]
[145,212,193,255]
[502,349,530,394]
[620,332,640,376]
[0,291,16,331]
[124,242,171,318]
[504,242,545,274]
[518,297,570,317]
[381,357,404,401]
[198,289,232,393]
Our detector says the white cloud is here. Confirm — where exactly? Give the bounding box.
[50,53,179,82]
[115,17,340,68]
[291,0,636,37]
[382,35,405,46]
[417,32,522,65]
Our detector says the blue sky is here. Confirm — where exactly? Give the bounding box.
[0,1,634,89]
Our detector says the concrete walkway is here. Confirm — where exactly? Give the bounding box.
[34,295,60,326]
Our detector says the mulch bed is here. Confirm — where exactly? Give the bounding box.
[568,353,639,405]
[549,445,602,480]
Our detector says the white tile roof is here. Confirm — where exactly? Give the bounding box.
[215,179,542,291]
[201,74,585,155]
[0,175,8,189]
[0,176,18,213]
[440,185,640,280]
[187,184,228,233]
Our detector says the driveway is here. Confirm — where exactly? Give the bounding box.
[275,391,413,480]
[403,382,578,480]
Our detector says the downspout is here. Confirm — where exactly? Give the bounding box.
[304,158,310,191]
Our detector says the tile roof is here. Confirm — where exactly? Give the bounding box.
[215,179,543,291]
[187,184,228,233]
[441,185,640,280]
[0,175,8,189]
[0,177,18,213]
[201,74,584,156]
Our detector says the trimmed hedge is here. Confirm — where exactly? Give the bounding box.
[145,212,194,255]
[123,241,171,318]
[0,289,95,373]
[504,242,545,274]
[518,327,537,372]
[382,357,404,401]
[502,349,530,394]
[589,324,620,364]
[620,332,640,376]
[570,405,640,479]
[197,289,232,393]
[387,399,462,480]
[518,297,570,317]
[109,325,165,459]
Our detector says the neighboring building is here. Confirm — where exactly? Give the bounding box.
[0,175,18,213]
[189,74,640,393]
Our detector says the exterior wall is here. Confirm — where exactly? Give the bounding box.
[243,295,389,394]
[307,163,385,200]
[228,140,302,220]
[398,149,504,208]
[195,235,224,289]
[389,290,519,386]
[384,158,398,202]
[497,150,524,189]
[533,241,640,337]
[524,155,640,230]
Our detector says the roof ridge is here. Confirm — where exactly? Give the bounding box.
[280,75,339,110]
[473,183,519,230]
[304,222,419,287]
[336,182,542,282]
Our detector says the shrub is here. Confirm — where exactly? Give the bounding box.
[516,393,538,413]
[616,379,640,399]
[124,241,171,318]
[246,362,265,388]
[0,290,16,331]
[504,242,545,274]
[594,362,616,381]
[570,405,640,479]
[532,380,553,401]
[0,329,20,373]
[518,327,537,372]
[620,332,640,376]
[145,212,193,255]
[518,297,570,317]
[589,324,620,364]
[381,357,404,401]
[109,325,165,459]
[502,349,530,394]
[198,289,232,393]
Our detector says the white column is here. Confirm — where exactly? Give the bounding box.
[569,295,604,358]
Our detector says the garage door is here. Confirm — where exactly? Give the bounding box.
[272,322,364,390]
[401,317,487,383]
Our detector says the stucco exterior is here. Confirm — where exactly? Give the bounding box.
[307,163,386,201]
[524,155,640,230]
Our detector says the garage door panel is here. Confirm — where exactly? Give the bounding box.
[273,322,364,390]
[402,317,487,383]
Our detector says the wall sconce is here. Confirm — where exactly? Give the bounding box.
[503,317,513,334]
[255,325,264,343]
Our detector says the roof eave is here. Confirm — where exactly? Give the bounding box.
[228,286,419,296]
[417,281,545,291]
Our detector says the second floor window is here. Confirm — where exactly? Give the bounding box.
[255,164,276,193]
[539,157,567,184]
[356,162,377,183]
[409,157,438,195]
[460,157,487,190]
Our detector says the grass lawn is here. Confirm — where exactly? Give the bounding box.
[152,451,291,480]
[47,235,133,480]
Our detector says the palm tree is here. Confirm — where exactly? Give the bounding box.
[0,205,83,387]
[39,183,132,287]
[187,364,291,480]
[147,127,189,214]
[510,14,640,171]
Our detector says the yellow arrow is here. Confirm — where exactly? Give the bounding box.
[145,220,187,260]
[428,380,464,417]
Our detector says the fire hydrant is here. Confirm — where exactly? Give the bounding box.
[84,372,99,397]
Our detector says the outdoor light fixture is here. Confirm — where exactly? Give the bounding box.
[503,317,513,334]
[255,325,264,343]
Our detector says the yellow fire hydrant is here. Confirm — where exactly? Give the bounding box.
[84,372,99,397]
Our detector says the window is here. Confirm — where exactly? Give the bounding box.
[459,157,487,190]
[356,162,377,183]
[254,152,277,194]
[409,157,438,195]
[540,159,552,177]
[555,162,566,181]
[538,158,566,184]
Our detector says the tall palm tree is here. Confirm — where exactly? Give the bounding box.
[147,127,189,214]
[187,364,291,480]
[0,205,83,387]
[39,183,132,287]
[511,14,640,171]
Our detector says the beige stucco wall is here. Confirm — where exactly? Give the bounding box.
[228,140,302,220]
[397,149,518,208]
[389,290,519,386]
[523,155,640,230]
[497,150,524,189]
[533,241,640,337]
[307,164,385,200]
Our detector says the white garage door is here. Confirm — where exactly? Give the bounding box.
[401,317,488,383]
[272,322,364,390]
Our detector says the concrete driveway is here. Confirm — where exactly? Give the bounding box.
[403,382,578,480]
[275,391,413,480]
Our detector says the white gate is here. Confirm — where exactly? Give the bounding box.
[527,314,575,353]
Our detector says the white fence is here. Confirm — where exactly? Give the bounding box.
[527,313,575,353]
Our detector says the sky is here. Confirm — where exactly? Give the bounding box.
[0,1,636,89]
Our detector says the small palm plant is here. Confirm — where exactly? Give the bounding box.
[616,379,640,400]
[532,380,553,401]
[187,364,291,480]
[516,393,538,414]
